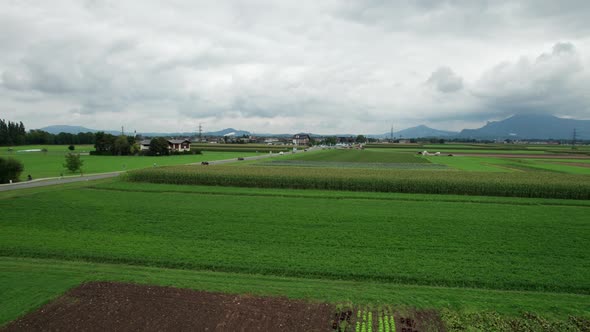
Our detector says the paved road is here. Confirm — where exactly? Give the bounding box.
[0,172,123,192]
[0,148,313,192]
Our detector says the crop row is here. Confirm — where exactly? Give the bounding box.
[259,160,447,169]
[126,165,590,199]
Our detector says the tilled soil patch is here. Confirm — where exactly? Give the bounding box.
[2,282,334,332]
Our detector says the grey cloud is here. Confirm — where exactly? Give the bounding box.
[472,42,589,118]
[1,1,590,134]
[426,67,463,93]
[334,0,590,39]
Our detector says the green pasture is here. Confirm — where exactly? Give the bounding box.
[0,145,261,180]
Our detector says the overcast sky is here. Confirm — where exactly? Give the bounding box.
[1,0,590,134]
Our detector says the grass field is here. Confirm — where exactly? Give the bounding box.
[0,145,261,180]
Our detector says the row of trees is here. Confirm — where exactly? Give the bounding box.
[26,130,96,145]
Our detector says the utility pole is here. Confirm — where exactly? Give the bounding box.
[121,126,124,136]
[390,123,393,142]
[198,123,203,143]
[572,128,577,150]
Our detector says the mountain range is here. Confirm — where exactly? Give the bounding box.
[39,114,590,140]
[458,114,589,139]
[372,125,458,139]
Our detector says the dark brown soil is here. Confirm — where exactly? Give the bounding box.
[2,282,334,332]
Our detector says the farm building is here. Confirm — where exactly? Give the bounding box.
[139,139,192,152]
[293,134,311,146]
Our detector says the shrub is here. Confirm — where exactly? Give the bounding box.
[64,153,84,174]
[0,157,24,183]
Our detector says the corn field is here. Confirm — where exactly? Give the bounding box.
[126,165,590,199]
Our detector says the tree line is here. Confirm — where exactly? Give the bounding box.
[0,119,97,145]
[0,119,26,145]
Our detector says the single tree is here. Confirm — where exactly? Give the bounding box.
[68,145,75,151]
[130,143,141,155]
[113,135,131,155]
[0,157,24,183]
[355,135,366,143]
[64,153,84,174]
[149,137,170,156]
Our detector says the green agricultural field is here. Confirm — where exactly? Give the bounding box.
[0,180,589,328]
[127,165,590,199]
[365,143,590,155]
[427,156,590,174]
[286,149,429,163]
[255,149,443,169]
[0,145,261,180]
